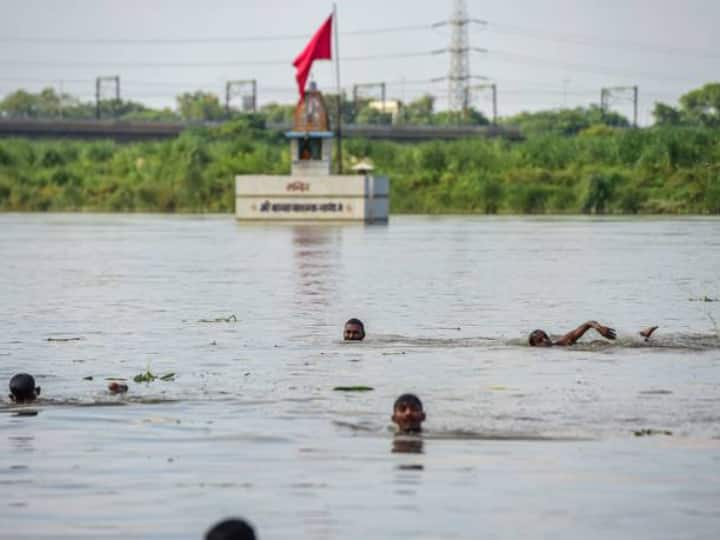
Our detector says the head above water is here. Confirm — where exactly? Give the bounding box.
[528,329,552,347]
[9,373,41,403]
[205,518,256,540]
[392,393,426,433]
[343,318,365,341]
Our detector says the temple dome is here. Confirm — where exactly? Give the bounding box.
[293,83,330,132]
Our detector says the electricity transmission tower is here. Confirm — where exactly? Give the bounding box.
[431,0,486,116]
[95,76,120,119]
[447,0,471,112]
[225,80,257,115]
[601,85,638,127]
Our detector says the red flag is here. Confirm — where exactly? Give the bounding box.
[293,14,333,100]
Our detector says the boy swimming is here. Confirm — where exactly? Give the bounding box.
[205,518,256,540]
[9,373,41,403]
[343,318,366,341]
[528,321,658,347]
[391,393,426,434]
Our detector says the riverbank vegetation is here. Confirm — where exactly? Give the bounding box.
[0,85,718,214]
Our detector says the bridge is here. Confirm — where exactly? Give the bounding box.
[0,118,522,142]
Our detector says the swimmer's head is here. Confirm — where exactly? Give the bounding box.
[528,329,552,347]
[343,318,365,341]
[205,518,256,540]
[392,393,426,433]
[9,373,41,403]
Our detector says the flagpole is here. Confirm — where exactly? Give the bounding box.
[333,3,342,174]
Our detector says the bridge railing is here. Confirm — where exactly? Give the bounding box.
[0,117,522,142]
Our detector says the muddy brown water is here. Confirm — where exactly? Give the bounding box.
[1,214,719,539]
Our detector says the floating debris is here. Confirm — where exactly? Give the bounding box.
[47,337,84,342]
[198,314,238,323]
[82,376,93,381]
[633,428,673,437]
[397,464,424,470]
[689,296,719,302]
[133,370,175,383]
[108,382,128,394]
[333,386,374,392]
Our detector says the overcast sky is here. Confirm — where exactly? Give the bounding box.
[0,0,718,124]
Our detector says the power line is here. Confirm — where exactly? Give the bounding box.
[0,49,446,68]
[0,46,699,85]
[344,23,434,36]
[0,24,434,45]
[483,21,720,61]
[486,50,705,84]
[1,18,716,63]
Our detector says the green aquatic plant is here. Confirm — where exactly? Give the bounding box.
[133,363,176,383]
[133,371,155,383]
[133,371,176,383]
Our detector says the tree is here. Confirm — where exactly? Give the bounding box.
[98,99,153,119]
[434,107,489,126]
[652,83,720,127]
[0,90,38,117]
[355,105,393,125]
[652,102,684,126]
[260,102,295,125]
[0,87,75,118]
[401,94,435,125]
[503,106,629,136]
[176,91,225,122]
[323,92,355,126]
[678,83,720,127]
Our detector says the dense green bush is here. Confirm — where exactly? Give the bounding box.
[0,122,719,214]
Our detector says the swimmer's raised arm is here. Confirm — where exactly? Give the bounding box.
[554,320,616,346]
[639,325,659,341]
[590,321,617,340]
[554,321,594,346]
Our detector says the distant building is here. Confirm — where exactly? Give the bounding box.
[367,100,402,123]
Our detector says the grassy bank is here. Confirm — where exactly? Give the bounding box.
[1,121,719,214]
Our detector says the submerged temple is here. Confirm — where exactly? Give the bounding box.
[234,84,389,223]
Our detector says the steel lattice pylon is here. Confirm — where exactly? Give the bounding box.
[448,0,470,112]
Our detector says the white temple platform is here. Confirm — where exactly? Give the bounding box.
[235,174,389,222]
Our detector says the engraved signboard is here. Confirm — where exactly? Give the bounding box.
[235,175,388,222]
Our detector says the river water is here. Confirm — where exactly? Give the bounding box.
[1,214,719,540]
